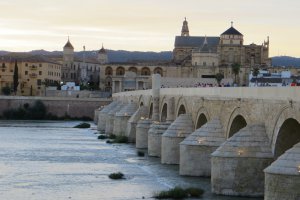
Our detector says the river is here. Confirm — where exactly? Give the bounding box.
[0,121,262,200]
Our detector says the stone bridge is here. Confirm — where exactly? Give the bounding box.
[95,75,300,200]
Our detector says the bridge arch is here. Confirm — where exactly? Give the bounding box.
[160,103,168,122]
[138,95,144,107]
[159,96,168,122]
[272,106,300,158]
[149,102,153,119]
[226,107,248,138]
[195,107,210,129]
[176,97,188,117]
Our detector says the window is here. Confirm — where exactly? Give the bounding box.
[39,64,42,67]
[2,69,5,72]
[39,71,42,75]
[25,71,28,75]
[203,62,206,66]
[25,63,28,67]
[37,79,42,85]
[212,62,215,67]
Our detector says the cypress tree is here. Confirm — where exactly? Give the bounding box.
[13,60,19,94]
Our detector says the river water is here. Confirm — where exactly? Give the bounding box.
[0,121,262,200]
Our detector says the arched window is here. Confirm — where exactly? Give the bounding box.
[105,67,112,76]
[154,67,163,76]
[128,67,138,74]
[116,66,125,76]
[141,67,151,76]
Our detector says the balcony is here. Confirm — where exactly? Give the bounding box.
[30,65,38,70]
[29,73,37,78]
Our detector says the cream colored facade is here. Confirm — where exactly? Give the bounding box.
[173,19,271,85]
[0,55,61,96]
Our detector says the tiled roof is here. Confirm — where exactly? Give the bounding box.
[221,27,243,36]
[64,40,74,49]
[174,36,220,48]
[0,54,61,65]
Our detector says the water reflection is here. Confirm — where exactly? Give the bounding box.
[0,121,262,200]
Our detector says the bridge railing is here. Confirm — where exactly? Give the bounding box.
[113,87,300,101]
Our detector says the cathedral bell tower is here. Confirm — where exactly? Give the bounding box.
[181,17,190,36]
[97,44,108,64]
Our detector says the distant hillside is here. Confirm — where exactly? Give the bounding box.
[29,49,173,62]
[1,49,300,66]
[76,50,173,62]
[272,56,300,67]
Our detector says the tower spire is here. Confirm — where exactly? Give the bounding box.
[231,21,233,27]
[181,17,190,37]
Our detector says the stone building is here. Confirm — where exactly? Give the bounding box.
[173,19,271,85]
[62,38,106,86]
[0,54,61,96]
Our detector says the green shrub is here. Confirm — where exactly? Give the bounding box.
[108,134,116,139]
[98,135,107,139]
[108,172,124,180]
[105,136,128,144]
[73,123,91,128]
[137,151,145,157]
[1,86,11,95]
[113,136,128,143]
[185,187,204,197]
[153,187,204,199]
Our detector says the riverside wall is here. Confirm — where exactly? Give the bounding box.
[0,96,111,119]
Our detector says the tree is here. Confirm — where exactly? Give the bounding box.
[215,73,224,86]
[13,60,19,94]
[252,68,259,86]
[231,63,241,84]
[1,86,11,95]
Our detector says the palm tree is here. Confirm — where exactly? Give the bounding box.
[231,63,241,85]
[252,68,259,86]
[215,73,224,86]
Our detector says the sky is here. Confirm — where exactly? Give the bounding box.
[0,0,299,57]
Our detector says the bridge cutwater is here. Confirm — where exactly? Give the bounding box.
[94,74,300,200]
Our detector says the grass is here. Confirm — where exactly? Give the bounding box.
[98,135,108,139]
[106,135,129,144]
[73,123,90,128]
[108,134,116,139]
[137,151,145,157]
[108,172,124,180]
[153,187,204,199]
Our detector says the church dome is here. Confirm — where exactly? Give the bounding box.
[98,46,106,54]
[64,38,74,49]
[221,22,243,36]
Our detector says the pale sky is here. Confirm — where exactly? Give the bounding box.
[0,0,299,57]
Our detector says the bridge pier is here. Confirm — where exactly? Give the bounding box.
[126,106,149,142]
[113,102,138,136]
[180,118,225,176]
[161,114,194,165]
[264,142,300,200]
[211,124,273,197]
[136,119,153,149]
[105,103,125,135]
[97,101,118,131]
[94,107,102,124]
[148,121,172,157]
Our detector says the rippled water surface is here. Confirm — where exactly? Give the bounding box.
[0,121,262,200]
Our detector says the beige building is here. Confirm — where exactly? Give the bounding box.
[173,19,271,85]
[0,54,61,96]
[62,39,105,86]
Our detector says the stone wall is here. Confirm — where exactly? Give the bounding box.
[0,96,111,119]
